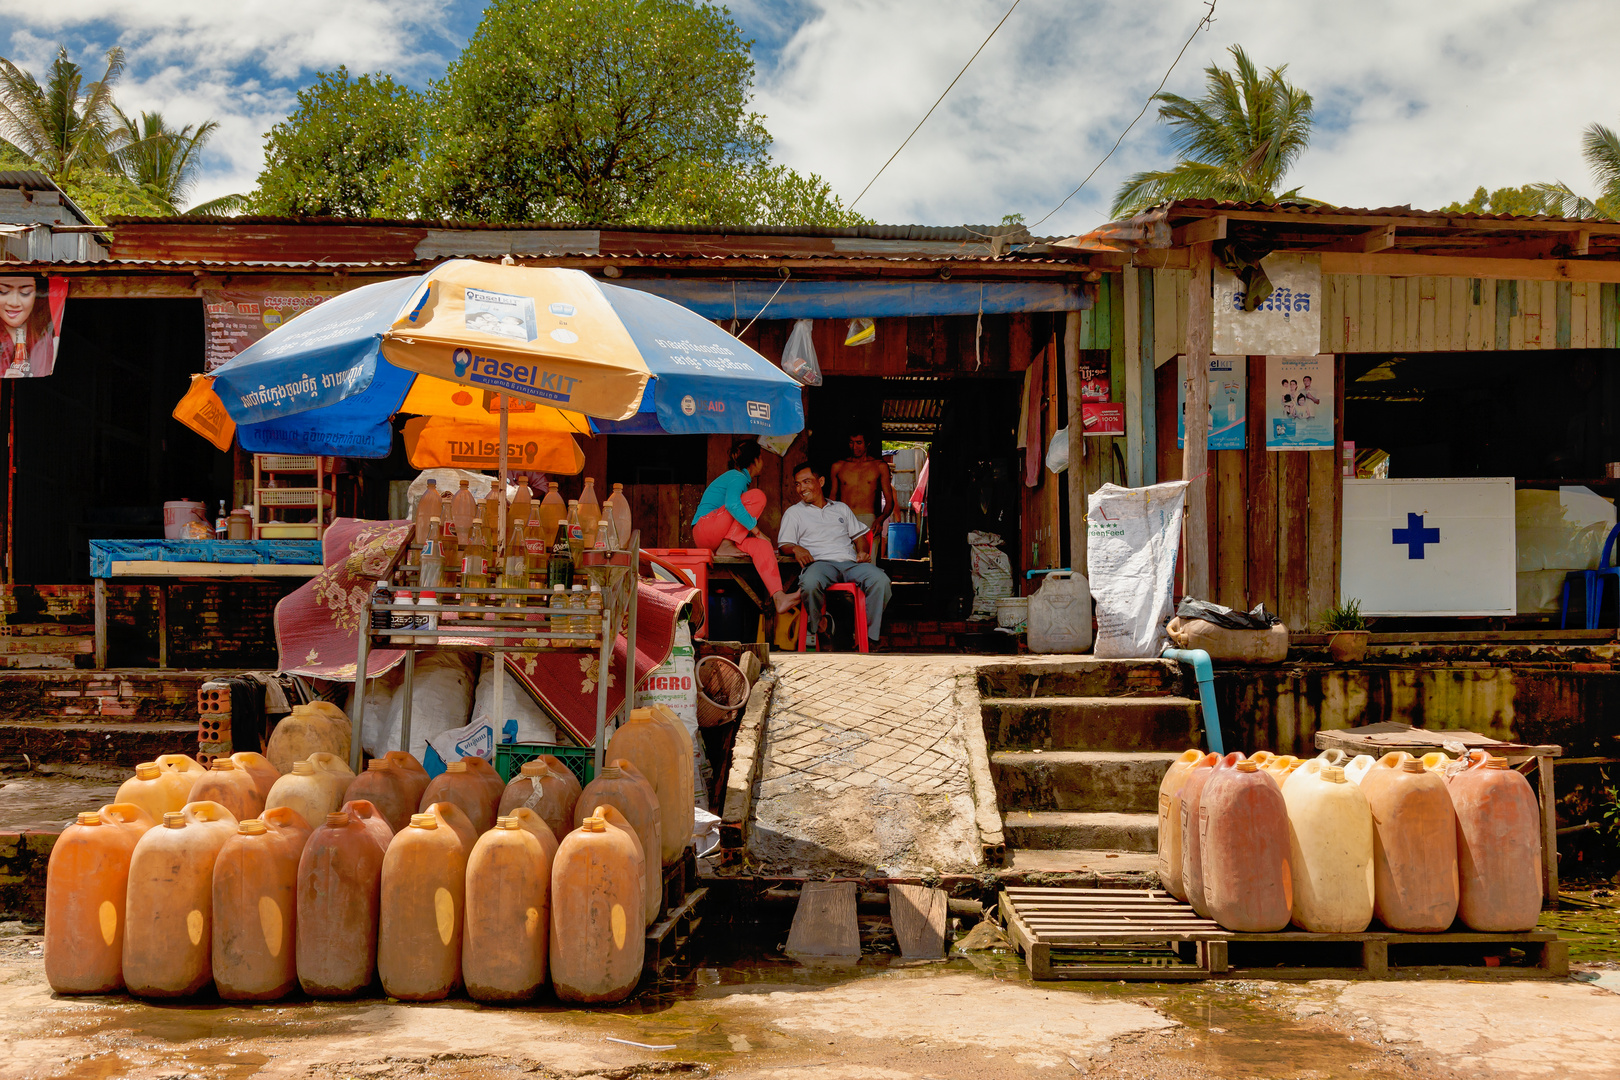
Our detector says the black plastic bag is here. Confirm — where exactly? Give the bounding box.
[1175,598,1281,630]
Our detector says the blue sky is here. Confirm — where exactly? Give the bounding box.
[0,1,1617,233]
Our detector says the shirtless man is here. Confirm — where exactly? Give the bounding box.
[830,433,896,560]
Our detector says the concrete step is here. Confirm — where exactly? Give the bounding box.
[0,721,200,766]
[0,669,209,725]
[1001,810,1158,852]
[982,696,1202,752]
[978,659,1186,701]
[990,750,1179,813]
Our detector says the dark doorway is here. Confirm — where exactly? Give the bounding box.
[8,298,228,584]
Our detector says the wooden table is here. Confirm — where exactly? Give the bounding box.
[94,561,325,669]
[1315,722,1564,905]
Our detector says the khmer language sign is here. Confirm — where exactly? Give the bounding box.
[202,288,334,372]
[1212,253,1321,356]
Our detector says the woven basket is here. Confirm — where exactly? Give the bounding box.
[695,654,750,727]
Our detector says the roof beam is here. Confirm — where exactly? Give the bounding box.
[1320,251,1620,282]
[1173,207,1620,235]
[1171,215,1226,246]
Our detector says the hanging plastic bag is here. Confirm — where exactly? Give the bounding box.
[1045,427,1070,474]
[845,317,876,347]
[781,318,822,385]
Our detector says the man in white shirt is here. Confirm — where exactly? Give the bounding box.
[778,461,893,651]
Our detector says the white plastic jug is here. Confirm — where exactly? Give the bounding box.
[1026,571,1093,653]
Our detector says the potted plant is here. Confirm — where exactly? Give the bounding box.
[1322,599,1370,662]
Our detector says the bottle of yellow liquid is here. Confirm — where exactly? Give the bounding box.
[577,477,601,538]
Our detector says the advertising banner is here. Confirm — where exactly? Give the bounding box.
[1178,354,1246,449]
[1213,253,1321,356]
[203,288,333,371]
[1266,354,1334,450]
[0,274,67,378]
[1082,402,1125,436]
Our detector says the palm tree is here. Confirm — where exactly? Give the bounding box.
[1575,122,1620,217]
[1110,45,1315,219]
[114,109,244,215]
[0,46,126,181]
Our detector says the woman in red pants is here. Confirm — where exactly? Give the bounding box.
[692,441,801,614]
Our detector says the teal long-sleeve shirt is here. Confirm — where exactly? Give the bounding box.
[693,468,757,530]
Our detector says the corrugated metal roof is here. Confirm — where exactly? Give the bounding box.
[103,214,1048,243]
[1160,198,1617,225]
[20,251,1078,271]
[0,170,61,191]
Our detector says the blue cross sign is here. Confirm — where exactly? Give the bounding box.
[1392,512,1440,559]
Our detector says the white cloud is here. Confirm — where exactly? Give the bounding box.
[751,0,1620,233]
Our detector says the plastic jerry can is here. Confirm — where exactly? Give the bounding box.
[1156,749,1205,900]
[339,799,396,851]
[265,701,353,773]
[296,807,389,997]
[229,752,281,804]
[44,803,155,994]
[607,708,689,865]
[188,758,266,825]
[575,761,663,924]
[550,811,645,1004]
[421,760,498,835]
[498,757,580,842]
[463,816,555,1002]
[385,751,432,810]
[1176,752,1225,917]
[154,754,208,806]
[343,758,417,835]
[266,761,343,831]
[1448,754,1542,931]
[378,813,467,1001]
[1199,759,1293,932]
[425,801,480,855]
[118,763,182,821]
[1361,753,1459,932]
[122,802,239,998]
[211,808,312,1001]
[1283,764,1374,933]
[1026,571,1093,654]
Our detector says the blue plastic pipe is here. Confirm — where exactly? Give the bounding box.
[1161,647,1225,755]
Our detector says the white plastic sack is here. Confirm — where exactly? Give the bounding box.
[693,806,720,858]
[374,651,477,763]
[1087,481,1188,659]
[349,664,403,757]
[1045,427,1070,474]
[638,624,710,809]
[968,531,1014,620]
[781,318,822,386]
[406,469,500,522]
[466,654,560,746]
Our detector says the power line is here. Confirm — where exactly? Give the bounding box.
[1028,0,1218,230]
[848,0,1023,212]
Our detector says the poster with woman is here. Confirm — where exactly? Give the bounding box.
[1266,354,1334,450]
[0,274,67,378]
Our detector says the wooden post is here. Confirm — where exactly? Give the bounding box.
[1184,245,1213,600]
[1064,311,1085,573]
[1123,268,1144,487]
[93,576,107,669]
[1539,756,1559,906]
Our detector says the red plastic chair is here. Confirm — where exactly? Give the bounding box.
[797,582,868,652]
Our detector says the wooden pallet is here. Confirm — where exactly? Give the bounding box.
[1001,887,1224,980]
[661,846,698,919]
[1001,887,1570,981]
[645,887,707,975]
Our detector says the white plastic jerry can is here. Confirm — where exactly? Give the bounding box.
[1026,571,1093,654]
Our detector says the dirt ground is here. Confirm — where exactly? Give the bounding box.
[2,920,1618,1080]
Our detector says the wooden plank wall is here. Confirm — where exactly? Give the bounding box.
[1155,353,1342,629]
[1153,270,1620,356]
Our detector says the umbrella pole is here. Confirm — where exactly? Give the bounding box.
[493,397,508,746]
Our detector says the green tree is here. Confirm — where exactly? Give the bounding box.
[1445,122,1620,220]
[635,161,869,227]
[251,68,426,217]
[1111,45,1315,219]
[0,46,127,181]
[114,109,243,214]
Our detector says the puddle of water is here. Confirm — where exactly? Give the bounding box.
[1540,891,1620,965]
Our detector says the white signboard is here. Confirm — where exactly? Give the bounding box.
[1341,478,1517,616]
[1213,253,1321,356]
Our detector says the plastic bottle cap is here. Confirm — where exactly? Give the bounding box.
[367,759,389,771]
[1401,757,1426,773]
[239,819,267,835]
[163,812,186,828]
[1485,755,1509,769]
[1235,760,1259,773]
[1322,766,1347,783]
[210,758,236,771]
[519,761,546,777]
[446,761,468,773]
[292,761,315,775]
[77,811,101,826]
[134,762,161,780]
[325,811,349,827]
[496,817,519,830]
[582,815,606,833]
[599,765,622,778]
[410,814,439,829]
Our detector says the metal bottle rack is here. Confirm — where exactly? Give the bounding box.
[349,531,641,776]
